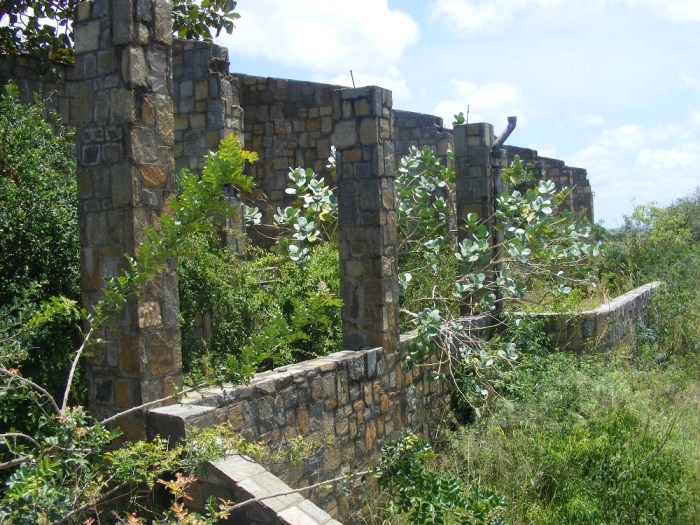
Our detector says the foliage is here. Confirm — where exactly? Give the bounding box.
[0,84,83,426]
[450,316,551,422]
[0,134,260,522]
[179,238,342,384]
[0,0,239,65]
[437,349,700,525]
[599,190,700,355]
[396,150,599,414]
[273,166,338,264]
[376,431,508,525]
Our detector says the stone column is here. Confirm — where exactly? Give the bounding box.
[454,123,497,312]
[334,86,399,351]
[453,123,495,241]
[72,0,182,436]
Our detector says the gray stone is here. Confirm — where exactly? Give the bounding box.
[130,127,157,163]
[334,120,356,149]
[112,0,134,45]
[74,20,101,53]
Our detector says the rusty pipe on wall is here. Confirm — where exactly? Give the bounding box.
[492,116,517,150]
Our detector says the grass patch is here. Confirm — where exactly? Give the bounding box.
[434,349,700,525]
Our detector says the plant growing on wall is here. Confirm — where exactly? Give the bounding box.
[395,147,600,411]
[0,133,260,522]
[0,0,239,65]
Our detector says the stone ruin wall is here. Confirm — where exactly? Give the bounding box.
[2,29,605,525]
[0,43,595,230]
[148,336,451,522]
[504,145,594,222]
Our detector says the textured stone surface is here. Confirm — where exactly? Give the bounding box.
[148,333,451,524]
[72,0,182,428]
[335,86,399,353]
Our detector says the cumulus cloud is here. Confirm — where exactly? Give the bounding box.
[432,79,525,127]
[219,0,419,73]
[569,114,700,226]
[430,0,700,36]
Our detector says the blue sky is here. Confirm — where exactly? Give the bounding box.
[216,0,700,227]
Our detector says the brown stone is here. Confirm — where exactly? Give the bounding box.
[119,335,140,377]
[138,300,162,327]
[364,420,377,452]
[115,379,132,407]
[297,408,309,435]
[141,164,166,187]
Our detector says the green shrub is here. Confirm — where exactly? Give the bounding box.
[179,237,342,383]
[0,83,83,417]
[439,351,700,525]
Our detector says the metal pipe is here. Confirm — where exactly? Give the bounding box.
[492,116,517,150]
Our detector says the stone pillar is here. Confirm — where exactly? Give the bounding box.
[334,86,399,351]
[454,123,495,242]
[454,123,497,312]
[72,0,182,436]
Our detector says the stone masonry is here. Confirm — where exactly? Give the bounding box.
[236,74,340,245]
[393,109,452,164]
[72,0,182,434]
[172,40,243,173]
[335,86,399,352]
[148,333,450,522]
[505,145,594,222]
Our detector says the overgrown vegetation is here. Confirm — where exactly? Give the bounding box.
[2,81,697,524]
[0,88,343,522]
[368,189,700,524]
[0,0,239,65]
[0,84,82,432]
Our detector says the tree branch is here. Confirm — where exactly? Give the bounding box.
[100,384,204,426]
[0,368,61,415]
[0,456,33,471]
[50,481,130,525]
[61,325,93,412]
[0,432,40,449]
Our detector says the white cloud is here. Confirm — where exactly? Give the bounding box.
[432,79,525,127]
[432,0,595,36]
[569,115,700,226]
[430,0,700,36]
[633,0,700,22]
[219,0,419,73]
[636,148,700,170]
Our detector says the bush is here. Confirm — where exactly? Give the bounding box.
[179,235,342,383]
[0,83,83,417]
[439,351,700,525]
[599,191,700,354]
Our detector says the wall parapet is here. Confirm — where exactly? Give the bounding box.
[527,281,661,353]
[148,331,450,522]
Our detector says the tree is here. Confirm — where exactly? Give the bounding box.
[0,0,239,64]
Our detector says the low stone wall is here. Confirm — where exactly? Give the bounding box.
[147,333,450,522]
[532,282,661,353]
[191,454,341,525]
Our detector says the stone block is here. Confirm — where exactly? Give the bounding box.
[154,0,172,43]
[123,46,148,88]
[130,127,158,163]
[334,120,356,149]
[74,19,101,53]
